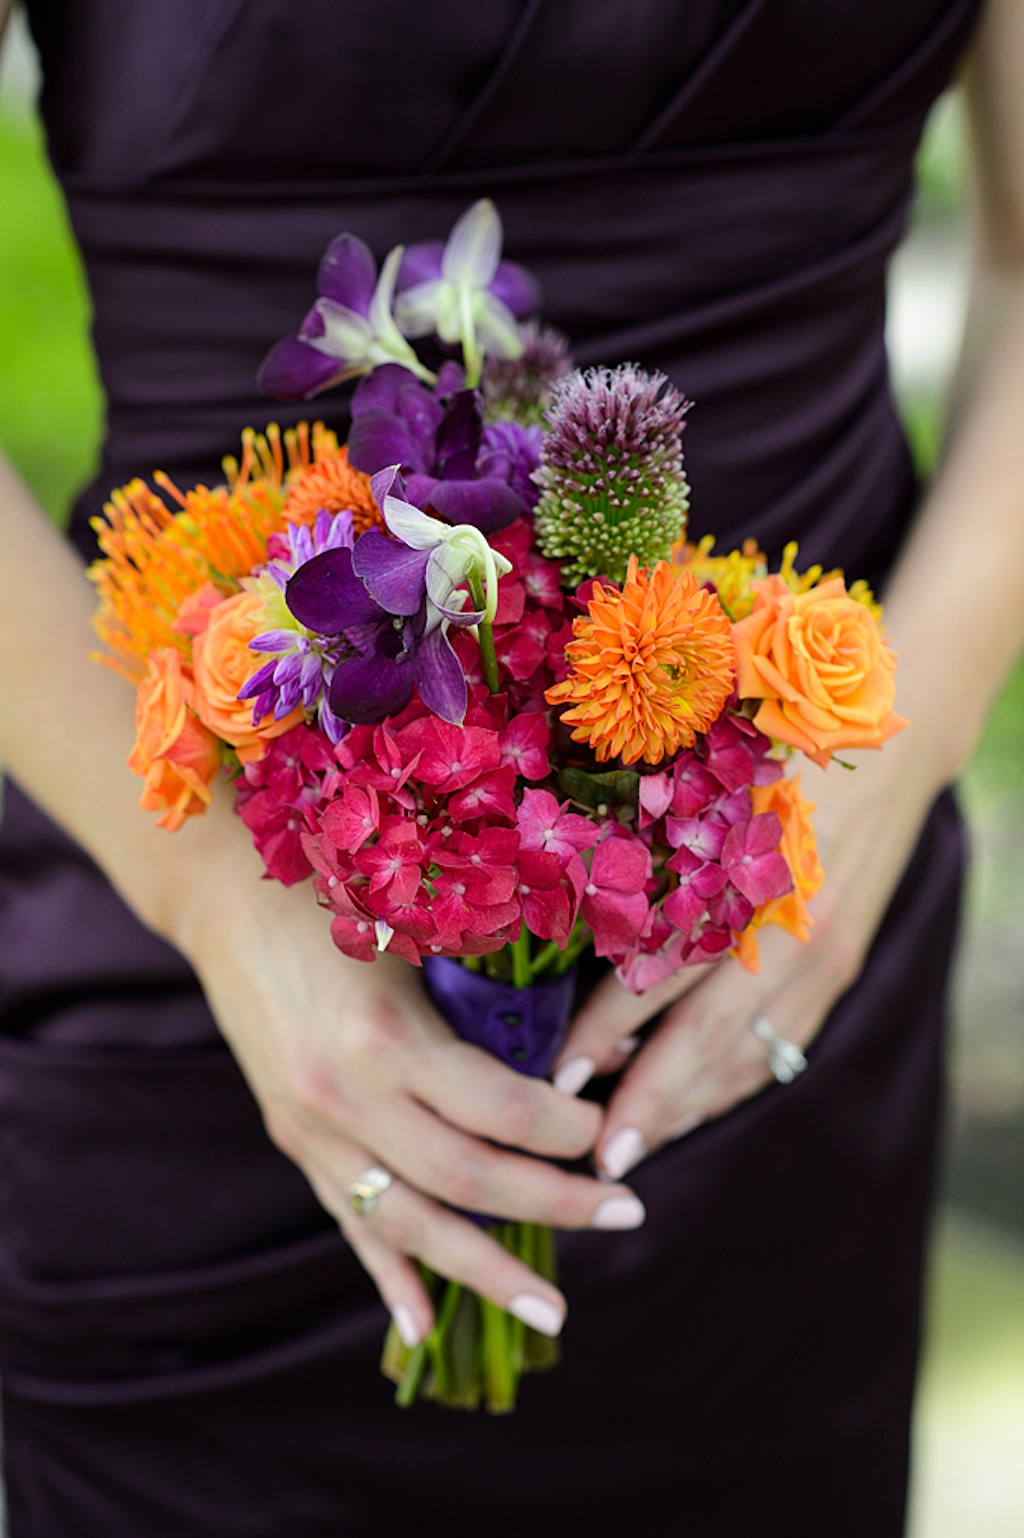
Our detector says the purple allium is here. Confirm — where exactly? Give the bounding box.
[533,365,691,585]
[477,420,543,512]
[481,319,572,426]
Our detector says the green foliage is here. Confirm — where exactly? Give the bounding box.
[0,106,103,524]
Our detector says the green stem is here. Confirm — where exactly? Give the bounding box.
[467,568,500,694]
[553,919,593,974]
[527,939,562,980]
[511,926,531,989]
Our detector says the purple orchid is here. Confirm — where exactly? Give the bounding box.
[257,235,434,402]
[347,365,523,535]
[284,543,468,727]
[353,467,512,632]
[394,198,539,386]
[239,510,356,744]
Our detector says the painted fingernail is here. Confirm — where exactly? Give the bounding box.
[592,1194,646,1230]
[602,1126,646,1180]
[667,1111,704,1142]
[392,1305,421,1349]
[553,1055,594,1097]
[508,1293,565,1337]
[615,1035,640,1057]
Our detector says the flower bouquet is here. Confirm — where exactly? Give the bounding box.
[89,199,906,1412]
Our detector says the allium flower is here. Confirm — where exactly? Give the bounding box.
[533,365,691,584]
[481,318,572,425]
[546,558,736,766]
[257,234,434,401]
[394,198,539,386]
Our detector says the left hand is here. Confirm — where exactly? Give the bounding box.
[552,740,942,1179]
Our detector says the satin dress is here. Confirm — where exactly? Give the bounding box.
[0,2,980,1533]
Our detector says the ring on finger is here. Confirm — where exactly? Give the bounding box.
[348,1165,393,1216]
[750,1015,808,1085]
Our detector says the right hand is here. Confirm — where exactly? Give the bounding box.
[178,837,647,1348]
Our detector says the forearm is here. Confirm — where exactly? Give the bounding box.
[881,261,1024,791]
[0,453,258,946]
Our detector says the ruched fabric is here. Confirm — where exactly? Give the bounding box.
[1,1,980,1532]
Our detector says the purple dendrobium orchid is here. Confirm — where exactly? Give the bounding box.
[284,545,468,726]
[394,199,539,386]
[353,467,512,632]
[347,365,523,535]
[257,235,435,401]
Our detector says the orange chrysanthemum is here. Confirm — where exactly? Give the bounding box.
[546,557,736,765]
[89,422,350,681]
[283,444,381,536]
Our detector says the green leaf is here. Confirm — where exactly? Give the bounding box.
[557,766,640,810]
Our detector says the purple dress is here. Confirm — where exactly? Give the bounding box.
[0,2,979,1532]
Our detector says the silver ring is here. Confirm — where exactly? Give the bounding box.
[348,1165,392,1216]
[751,1015,808,1085]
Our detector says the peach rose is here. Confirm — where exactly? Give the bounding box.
[735,774,824,971]
[128,648,222,831]
[191,591,305,763]
[732,575,907,768]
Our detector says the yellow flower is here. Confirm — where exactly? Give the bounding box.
[546,557,736,765]
[674,534,767,620]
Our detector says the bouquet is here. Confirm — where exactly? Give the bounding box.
[89,198,906,1412]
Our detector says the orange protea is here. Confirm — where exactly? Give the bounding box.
[283,444,381,536]
[673,533,767,620]
[546,556,736,766]
[89,421,349,681]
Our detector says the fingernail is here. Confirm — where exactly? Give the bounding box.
[602,1125,645,1180]
[392,1305,421,1349]
[592,1193,646,1230]
[616,1035,640,1057]
[508,1293,565,1338]
[553,1055,594,1097]
[667,1111,704,1142]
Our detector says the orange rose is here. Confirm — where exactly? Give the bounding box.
[191,591,305,763]
[735,774,824,971]
[732,575,907,768]
[128,648,222,831]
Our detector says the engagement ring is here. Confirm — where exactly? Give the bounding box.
[348,1166,393,1216]
[751,1015,808,1085]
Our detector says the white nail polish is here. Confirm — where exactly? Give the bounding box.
[507,1293,565,1338]
[592,1194,646,1230]
[615,1035,640,1057]
[553,1055,594,1097]
[392,1305,421,1349]
[602,1125,645,1180]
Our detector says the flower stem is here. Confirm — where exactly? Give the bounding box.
[527,939,562,980]
[467,569,501,694]
[553,919,592,975]
[511,926,531,989]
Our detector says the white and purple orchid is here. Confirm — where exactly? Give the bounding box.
[257,235,434,401]
[394,198,539,386]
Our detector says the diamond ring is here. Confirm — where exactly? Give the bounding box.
[751,1015,808,1085]
[348,1166,393,1216]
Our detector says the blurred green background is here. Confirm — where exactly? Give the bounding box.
[1,14,1022,1536]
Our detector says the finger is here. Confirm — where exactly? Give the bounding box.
[596,1000,772,1178]
[377,1098,647,1232]
[304,1155,436,1348]
[415,1036,603,1160]
[321,1159,571,1337]
[552,962,715,1098]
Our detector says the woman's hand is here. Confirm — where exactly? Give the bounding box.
[177,829,646,1348]
[553,737,942,1178]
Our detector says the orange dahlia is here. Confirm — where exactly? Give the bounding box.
[546,557,736,765]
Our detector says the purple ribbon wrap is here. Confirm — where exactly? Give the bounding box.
[422,956,577,1080]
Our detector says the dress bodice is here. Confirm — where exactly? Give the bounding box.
[24,0,980,578]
